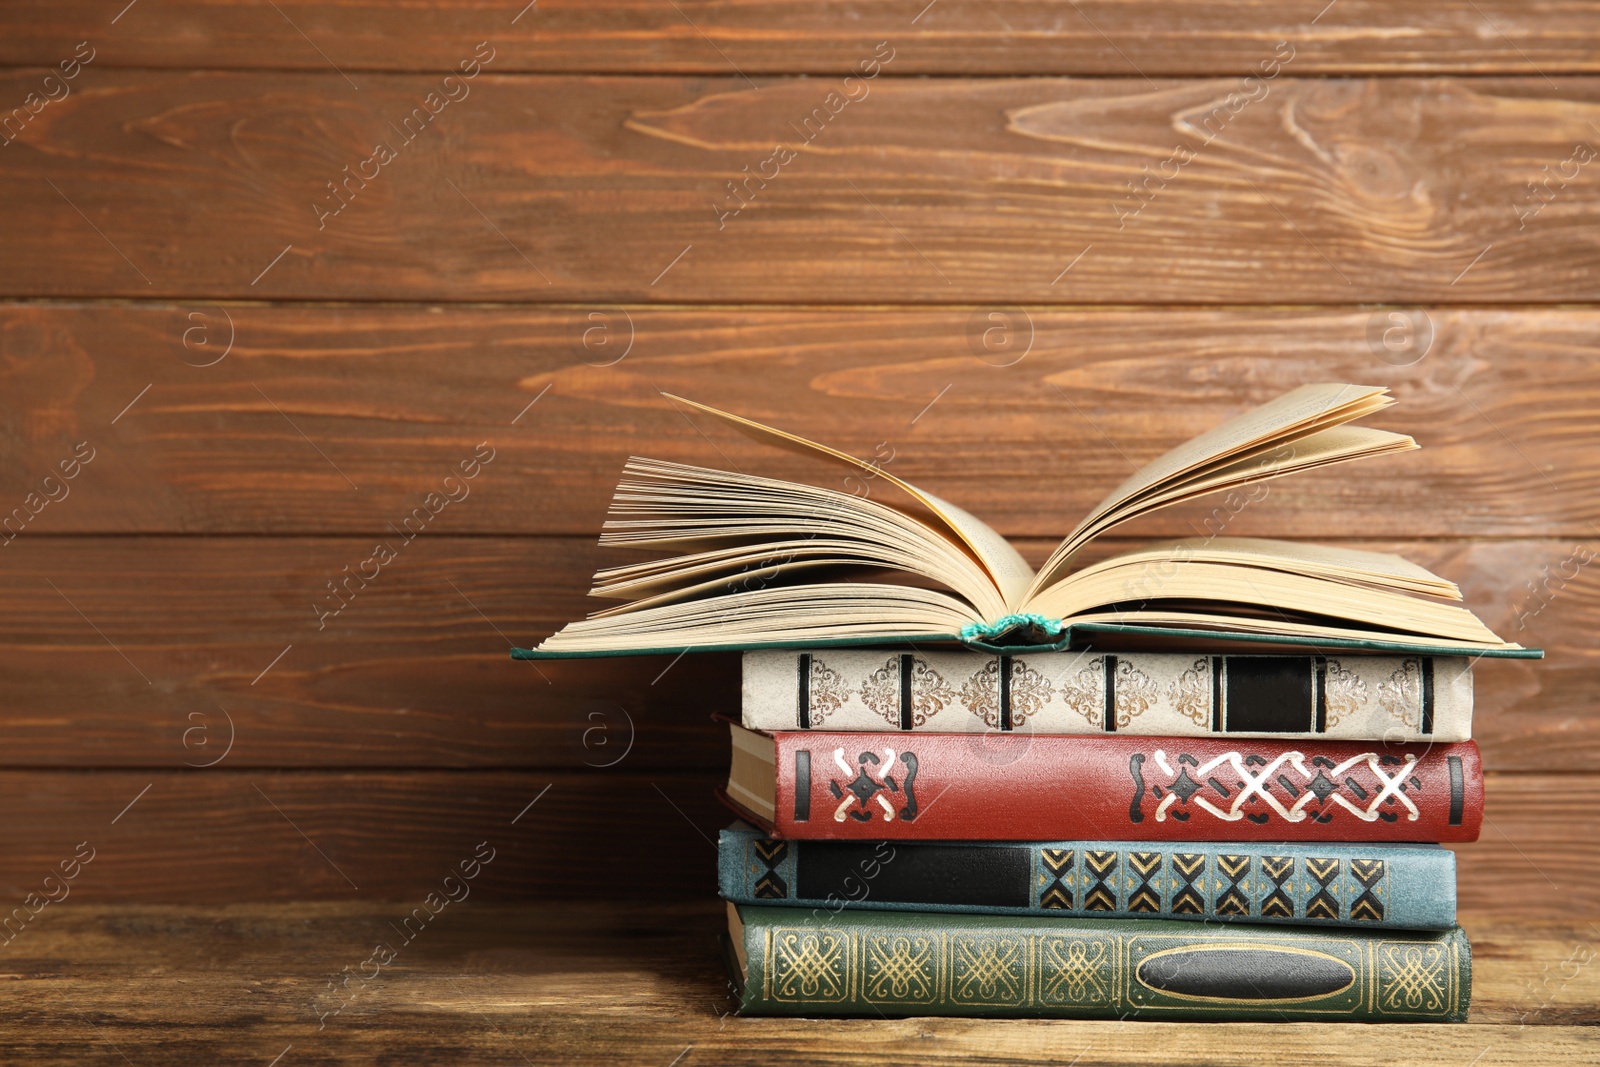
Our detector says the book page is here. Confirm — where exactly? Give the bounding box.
[1085,425,1418,540]
[1026,384,1398,598]
[1067,610,1520,652]
[537,582,983,653]
[1030,559,1504,643]
[591,458,1010,619]
[1052,536,1461,599]
[662,394,1036,606]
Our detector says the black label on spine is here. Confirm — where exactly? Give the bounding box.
[1447,755,1463,826]
[1421,658,1435,736]
[794,750,811,822]
[1314,656,1328,734]
[899,654,914,731]
[797,653,811,730]
[1223,657,1315,734]
[795,842,1030,908]
[1211,656,1223,733]
[999,655,1013,731]
[1103,655,1118,732]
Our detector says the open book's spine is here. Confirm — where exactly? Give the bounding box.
[718,828,1457,930]
[732,906,1471,1021]
[743,650,1470,741]
[748,733,1481,842]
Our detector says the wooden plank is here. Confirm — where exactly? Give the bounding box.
[2,74,1598,302]
[0,769,1586,912]
[0,904,1594,1066]
[0,536,1587,770]
[0,535,735,770]
[2,304,1594,538]
[5,2,1600,75]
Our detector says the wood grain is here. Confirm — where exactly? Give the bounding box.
[6,2,1600,75]
[0,903,1593,1066]
[2,304,1595,538]
[0,769,1588,912]
[0,536,1587,770]
[2,74,1598,301]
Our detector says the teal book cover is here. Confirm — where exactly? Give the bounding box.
[727,904,1471,1021]
[719,825,1455,930]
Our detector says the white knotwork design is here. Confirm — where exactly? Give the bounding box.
[1151,749,1420,824]
[828,746,919,824]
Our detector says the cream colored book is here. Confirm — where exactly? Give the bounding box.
[741,649,1472,741]
[521,385,1529,659]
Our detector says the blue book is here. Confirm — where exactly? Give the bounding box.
[718,823,1455,930]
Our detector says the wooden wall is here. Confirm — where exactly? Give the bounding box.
[0,1,1596,910]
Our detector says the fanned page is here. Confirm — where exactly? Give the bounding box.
[534,456,1005,653]
[587,458,1009,621]
[1023,538,1507,648]
[1023,384,1413,599]
[660,395,1036,607]
[532,389,1523,655]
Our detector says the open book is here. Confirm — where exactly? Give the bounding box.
[519,385,1530,659]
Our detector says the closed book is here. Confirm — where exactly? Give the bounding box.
[744,649,1470,741]
[720,723,1482,842]
[718,824,1457,930]
[726,903,1471,1021]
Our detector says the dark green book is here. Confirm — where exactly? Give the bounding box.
[726,903,1470,1021]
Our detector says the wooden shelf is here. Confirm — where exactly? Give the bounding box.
[4,901,1595,1064]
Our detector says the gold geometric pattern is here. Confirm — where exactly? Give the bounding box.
[770,929,849,1002]
[1170,852,1206,915]
[1039,936,1112,1005]
[1377,943,1451,1015]
[1126,851,1163,913]
[1039,848,1076,910]
[950,934,1026,1004]
[863,933,938,1003]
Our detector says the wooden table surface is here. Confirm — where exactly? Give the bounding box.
[0,902,1595,1066]
[1,1,1597,1062]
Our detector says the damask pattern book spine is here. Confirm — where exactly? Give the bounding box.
[728,904,1471,1021]
[722,725,1482,842]
[743,650,1470,740]
[717,826,1457,929]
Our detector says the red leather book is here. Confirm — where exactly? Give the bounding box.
[719,724,1481,842]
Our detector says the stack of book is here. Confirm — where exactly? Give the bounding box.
[714,647,1481,1020]
[518,385,1536,1023]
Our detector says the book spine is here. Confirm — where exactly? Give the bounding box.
[743,650,1470,741]
[763,733,1482,842]
[733,906,1471,1021]
[718,830,1457,929]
